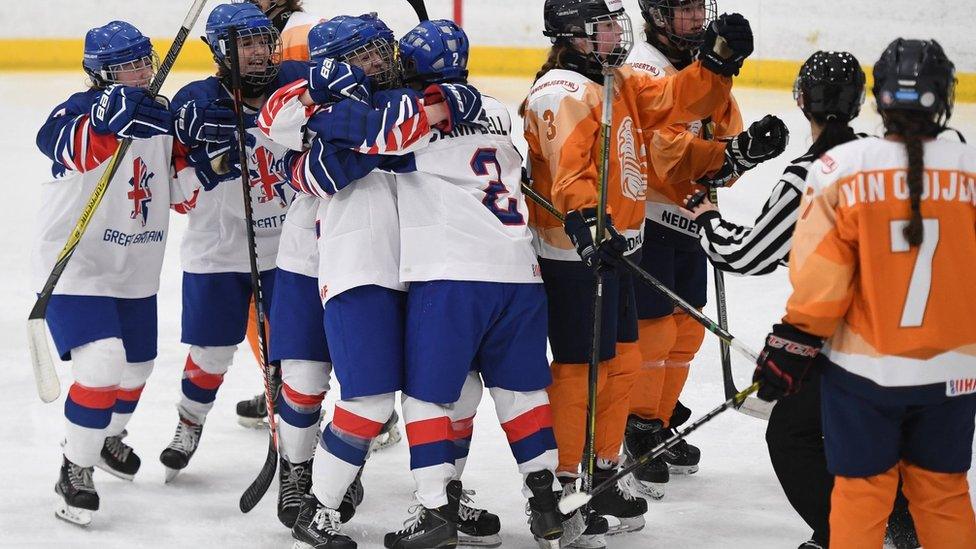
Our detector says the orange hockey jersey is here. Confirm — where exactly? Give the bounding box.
[785,136,976,389]
[279,11,324,62]
[627,41,742,238]
[523,60,733,261]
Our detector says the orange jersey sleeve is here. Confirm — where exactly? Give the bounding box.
[785,137,976,387]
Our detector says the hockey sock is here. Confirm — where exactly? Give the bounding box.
[63,338,126,467]
[451,372,483,478]
[900,460,976,548]
[402,394,458,509]
[313,393,394,509]
[548,361,609,475]
[595,341,641,461]
[830,465,899,549]
[658,310,704,426]
[105,360,154,437]
[490,386,558,500]
[178,345,236,424]
[629,316,677,420]
[278,359,331,463]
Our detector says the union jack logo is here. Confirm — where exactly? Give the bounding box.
[128,157,154,226]
[249,146,289,206]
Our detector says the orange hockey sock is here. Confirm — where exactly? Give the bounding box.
[629,316,676,420]
[596,342,641,462]
[829,466,899,549]
[548,361,608,475]
[900,460,976,549]
[659,311,704,426]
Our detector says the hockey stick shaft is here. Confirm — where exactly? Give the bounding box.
[406,0,429,21]
[225,27,278,513]
[559,381,760,514]
[27,0,210,403]
[582,71,614,491]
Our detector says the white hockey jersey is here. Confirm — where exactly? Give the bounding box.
[32,95,198,298]
[397,96,541,284]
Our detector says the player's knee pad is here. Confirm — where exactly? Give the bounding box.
[452,371,483,419]
[188,344,236,374]
[71,338,127,387]
[669,311,705,365]
[637,315,678,367]
[281,359,332,398]
[338,393,396,427]
[120,360,154,389]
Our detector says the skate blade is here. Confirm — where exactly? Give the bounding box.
[368,425,403,453]
[54,501,93,526]
[667,463,699,475]
[458,533,502,547]
[95,460,135,482]
[237,416,268,429]
[536,538,560,549]
[557,511,585,547]
[163,467,181,483]
[563,533,606,549]
[604,515,645,536]
[291,541,314,549]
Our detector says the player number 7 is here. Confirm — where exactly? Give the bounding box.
[889,218,940,328]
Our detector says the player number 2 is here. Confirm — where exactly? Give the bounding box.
[889,218,940,328]
[470,148,525,226]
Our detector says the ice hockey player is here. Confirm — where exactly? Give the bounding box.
[754,38,976,549]
[382,18,568,549]
[685,49,920,549]
[33,21,197,525]
[522,0,752,536]
[256,13,451,548]
[622,0,787,499]
[158,2,306,481]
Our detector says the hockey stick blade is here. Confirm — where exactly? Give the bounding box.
[406,0,429,21]
[239,436,277,513]
[27,318,59,402]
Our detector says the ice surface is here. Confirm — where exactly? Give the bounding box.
[1,73,974,548]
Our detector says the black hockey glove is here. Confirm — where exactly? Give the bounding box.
[563,208,628,270]
[699,13,754,77]
[697,115,789,187]
[753,323,823,401]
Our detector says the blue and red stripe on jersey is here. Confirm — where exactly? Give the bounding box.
[113,385,145,415]
[406,415,456,470]
[278,382,325,429]
[55,114,119,174]
[320,406,385,466]
[180,354,225,404]
[501,404,557,465]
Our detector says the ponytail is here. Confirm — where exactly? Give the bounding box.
[883,110,940,247]
[519,44,570,117]
[807,116,857,159]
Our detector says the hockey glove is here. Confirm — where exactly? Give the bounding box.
[424,83,488,133]
[187,142,241,191]
[697,115,789,187]
[753,322,823,401]
[307,58,371,105]
[90,85,173,140]
[699,13,754,77]
[174,98,237,146]
[564,208,629,270]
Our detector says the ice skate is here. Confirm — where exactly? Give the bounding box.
[337,467,365,523]
[291,494,357,549]
[368,409,403,453]
[96,429,141,481]
[525,470,563,549]
[622,415,668,500]
[384,480,460,549]
[279,457,314,528]
[589,466,646,535]
[448,484,501,547]
[54,456,98,526]
[159,412,203,482]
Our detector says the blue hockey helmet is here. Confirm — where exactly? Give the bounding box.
[83,21,157,88]
[307,13,399,89]
[205,2,282,88]
[399,19,470,86]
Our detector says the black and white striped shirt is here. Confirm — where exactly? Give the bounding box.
[696,152,816,276]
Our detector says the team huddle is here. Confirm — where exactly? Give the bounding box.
[30,0,976,548]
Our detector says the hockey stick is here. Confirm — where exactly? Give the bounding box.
[582,71,615,492]
[26,0,210,403]
[225,27,279,514]
[520,183,772,419]
[406,0,429,22]
[558,381,760,515]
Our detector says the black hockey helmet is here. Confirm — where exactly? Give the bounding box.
[542,0,634,68]
[873,38,955,126]
[793,51,865,122]
[637,0,716,51]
